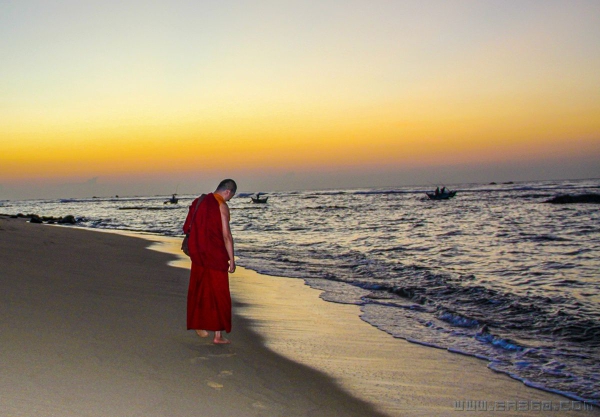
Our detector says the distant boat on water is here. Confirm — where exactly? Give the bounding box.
[251,193,268,204]
[426,187,456,200]
[164,194,179,204]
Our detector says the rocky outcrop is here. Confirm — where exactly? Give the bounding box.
[545,194,600,204]
[4,213,80,224]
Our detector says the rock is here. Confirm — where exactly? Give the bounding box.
[58,215,76,224]
[545,194,600,204]
[29,215,43,223]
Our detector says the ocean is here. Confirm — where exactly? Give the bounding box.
[2,178,599,404]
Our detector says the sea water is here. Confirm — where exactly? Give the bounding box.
[2,178,599,404]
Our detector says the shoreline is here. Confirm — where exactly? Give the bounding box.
[105,225,600,416]
[1,216,597,416]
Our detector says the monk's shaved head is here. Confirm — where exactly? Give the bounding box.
[216,179,237,194]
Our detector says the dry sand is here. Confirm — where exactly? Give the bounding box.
[0,216,597,417]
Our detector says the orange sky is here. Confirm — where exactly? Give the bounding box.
[1,1,599,198]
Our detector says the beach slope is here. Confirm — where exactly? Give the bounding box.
[0,216,596,416]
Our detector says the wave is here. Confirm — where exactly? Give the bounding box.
[117,206,183,211]
[305,205,349,210]
[529,234,571,242]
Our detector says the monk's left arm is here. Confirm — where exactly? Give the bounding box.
[220,203,236,273]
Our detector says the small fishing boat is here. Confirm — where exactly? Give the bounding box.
[426,188,456,200]
[164,194,179,204]
[251,193,268,204]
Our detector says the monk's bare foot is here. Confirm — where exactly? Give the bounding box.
[213,336,230,344]
[213,331,230,344]
[195,330,209,338]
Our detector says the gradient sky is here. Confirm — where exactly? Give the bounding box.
[1,0,599,199]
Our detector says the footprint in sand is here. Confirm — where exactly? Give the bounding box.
[190,356,208,364]
[252,401,268,409]
[207,381,224,390]
[218,370,233,378]
[208,353,236,358]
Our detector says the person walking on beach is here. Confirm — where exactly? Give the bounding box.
[182,179,237,344]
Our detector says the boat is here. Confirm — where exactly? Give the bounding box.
[251,193,268,204]
[164,194,179,204]
[426,188,457,200]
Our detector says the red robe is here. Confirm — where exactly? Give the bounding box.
[183,193,231,332]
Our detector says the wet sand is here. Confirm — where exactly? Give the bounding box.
[0,216,596,416]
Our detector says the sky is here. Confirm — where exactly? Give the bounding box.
[1,0,599,199]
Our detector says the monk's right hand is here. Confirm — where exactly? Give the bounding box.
[228,260,236,273]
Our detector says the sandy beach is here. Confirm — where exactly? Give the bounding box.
[0,215,597,417]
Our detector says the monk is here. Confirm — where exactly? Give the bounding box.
[182,179,237,344]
